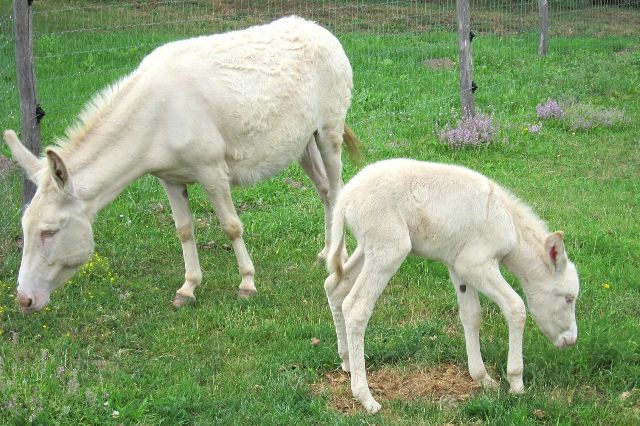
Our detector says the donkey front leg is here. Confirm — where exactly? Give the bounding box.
[202,177,256,299]
[448,268,498,389]
[160,180,203,308]
[455,259,527,393]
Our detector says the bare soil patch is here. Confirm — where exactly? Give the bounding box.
[422,58,456,70]
[313,363,481,413]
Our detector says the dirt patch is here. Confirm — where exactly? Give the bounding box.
[615,44,640,56]
[313,363,481,413]
[422,58,456,70]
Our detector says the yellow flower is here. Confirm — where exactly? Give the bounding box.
[602,282,611,289]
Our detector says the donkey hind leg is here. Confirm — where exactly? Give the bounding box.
[311,128,344,262]
[160,180,203,308]
[324,245,365,373]
[343,240,411,414]
[201,177,256,299]
[448,268,498,389]
[300,135,332,262]
[454,259,527,393]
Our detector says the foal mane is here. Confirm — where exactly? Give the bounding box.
[54,75,134,153]
[498,185,550,244]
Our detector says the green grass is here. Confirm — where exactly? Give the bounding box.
[1,3,639,425]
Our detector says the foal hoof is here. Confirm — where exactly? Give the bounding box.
[237,288,257,300]
[172,293,196,309]
[363,399,382,414]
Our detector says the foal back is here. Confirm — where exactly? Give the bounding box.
[340,159,517,265]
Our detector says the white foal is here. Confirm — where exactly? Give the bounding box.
[324,159,580,413]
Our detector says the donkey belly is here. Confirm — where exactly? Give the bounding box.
[225,125,315,187]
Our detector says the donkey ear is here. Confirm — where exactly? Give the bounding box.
[45,149,70,189]
[544,231,567,273]
[3,129,42,183]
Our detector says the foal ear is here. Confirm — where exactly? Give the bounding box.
[45,149,70,189]
[3,129,42,183]
[544,231,567,273]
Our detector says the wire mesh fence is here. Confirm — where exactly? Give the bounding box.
[1,1,638,137]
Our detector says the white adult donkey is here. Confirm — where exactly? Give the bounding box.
[325,159,580,413]
[4,16,359,313]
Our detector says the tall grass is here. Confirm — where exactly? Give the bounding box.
[1,5,639,425]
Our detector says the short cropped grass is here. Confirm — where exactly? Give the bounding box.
[1,3,639,425]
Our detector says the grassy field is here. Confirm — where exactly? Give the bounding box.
[1,2,639,424]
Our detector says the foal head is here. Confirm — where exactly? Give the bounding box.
[525,232,580,348]
[5,130,94,313]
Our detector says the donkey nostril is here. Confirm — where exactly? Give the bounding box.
[18,295,33,308]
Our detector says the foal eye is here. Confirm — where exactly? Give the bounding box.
[565,295,575,304]
[41,230,58,242]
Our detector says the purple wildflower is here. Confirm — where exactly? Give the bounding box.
[536,99,563,119]
[439,113,497,148]
[564,103,626,130]
[527,123,543,133]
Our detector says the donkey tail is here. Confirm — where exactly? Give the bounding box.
[327,196,347,279]
[343,125,364,163]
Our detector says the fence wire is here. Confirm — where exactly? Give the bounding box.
[0,1,638,157]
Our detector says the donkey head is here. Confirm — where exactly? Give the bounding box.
[525,232,580,348]
[4,130,94,313]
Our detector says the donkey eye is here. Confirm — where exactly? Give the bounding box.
[41,230,58,242]
[565,295,575,304]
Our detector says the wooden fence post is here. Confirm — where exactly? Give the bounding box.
[538,0,549,55]
[13,0,42,204]
[456,0,474,118]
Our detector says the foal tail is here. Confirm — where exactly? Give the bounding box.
[327,196,347,279]
[343,125,363,163]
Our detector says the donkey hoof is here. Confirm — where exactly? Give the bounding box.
[237,287,257,300]
[509,384,525,395]
[316,250,327,265]
[172,293,196,309]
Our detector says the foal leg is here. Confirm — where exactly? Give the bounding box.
[454,259,527,393]
[324,245,364,372]
[448,268,498,389]
[201,176,256,299]
[160,180,202,308]
[343,241,410,413]
[299,136,332,262]
[313,128,345,261]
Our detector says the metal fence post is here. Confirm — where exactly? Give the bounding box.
[13,0,42,204]
[456,0,475,118]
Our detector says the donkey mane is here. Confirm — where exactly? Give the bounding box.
[54,75,135,152]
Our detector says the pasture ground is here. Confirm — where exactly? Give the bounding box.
[0,2,639,424]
